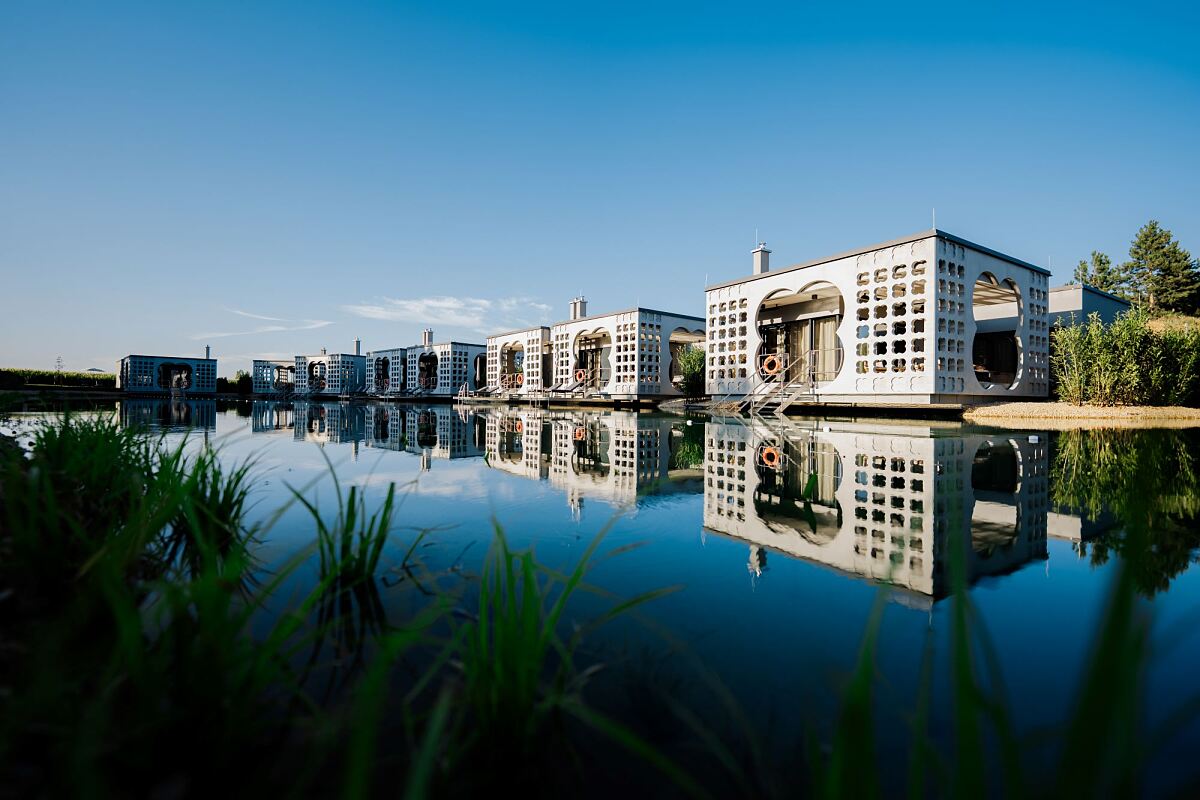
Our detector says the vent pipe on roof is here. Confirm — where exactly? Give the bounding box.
[321,347,327,355]
[422,328,433,347]
[569,296,588,320]
[205,345,211,360]
[354,337,361,356]
[753,242,771,275]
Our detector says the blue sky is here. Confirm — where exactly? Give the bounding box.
[2,0,1197,373]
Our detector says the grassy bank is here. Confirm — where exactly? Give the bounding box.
[2,415,1199,796]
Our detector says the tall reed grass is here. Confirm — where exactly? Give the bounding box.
[1053,309,1200,406]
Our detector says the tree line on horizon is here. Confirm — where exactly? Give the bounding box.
[1073,220,1200,315]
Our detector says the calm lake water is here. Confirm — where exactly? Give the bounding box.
[8,398,1200,793]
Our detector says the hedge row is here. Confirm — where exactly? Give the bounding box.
[1052,309,1200,406]
[0,369,117,390]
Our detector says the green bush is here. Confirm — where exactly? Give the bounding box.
[0,368,116,390]
[1051,309,1200,406]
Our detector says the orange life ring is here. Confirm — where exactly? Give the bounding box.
[762,354,783,376]
[516,420,524,433]
[760,445,782,468]
[517,373,525,385]
[574,368,586,382]
[573,426,586,441]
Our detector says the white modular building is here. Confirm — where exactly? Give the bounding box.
[293,342,366,396]
[251,359,295,394]
[485,325,552,395]
[405,329,487,397]
[496,297,705,400]
[117,348,218,395]
[365,347,407,396]
[704,230,1053,409]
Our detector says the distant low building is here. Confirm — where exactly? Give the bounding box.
[117,347,217,395]
[1048,283,1132,327]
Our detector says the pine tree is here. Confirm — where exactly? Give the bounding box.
[1122,221,1199,313]
[1072,251,1120,294]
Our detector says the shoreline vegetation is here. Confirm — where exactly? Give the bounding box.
[2,414,1200,796]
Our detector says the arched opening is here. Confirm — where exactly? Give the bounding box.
[971,274,1022,389]
[275,365,295,391]
[970,440,1020,551]
[373,410,389,442]
[500,342,525,389]
[157,362,193,390]
[417,353,438,392]
[472,353,487,389]
[755,283,845,386]
[571,422,611,477]
[572,330,612,391]
[752,437,843,544]
[308,361,327,393]
[667,327,706,387]
[416,410,438,448]
[374,357,391,393]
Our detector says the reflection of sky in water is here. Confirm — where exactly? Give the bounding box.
[11,400,1200,793]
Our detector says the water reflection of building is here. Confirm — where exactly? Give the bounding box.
[292,401,365,445]
[703,418,1048,602]
[483,409,703,513]
[251,401,295,433]
[407,406,485,461]
[119,398,217,432]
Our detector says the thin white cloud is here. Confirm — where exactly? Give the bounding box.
[191,309,332,340]
[223,307,287,322]
[341,295,552,334]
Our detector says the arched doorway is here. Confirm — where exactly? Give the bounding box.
[500,342,525,389]
[755,282,845,386]
[667,327,706,387]
[472,354,487,389]
[572,330,612,390]
[308,361,327,393]
[417,353,438,392]
[971,274,1022,389]
[374,357,391,393]
[157,362,193,390]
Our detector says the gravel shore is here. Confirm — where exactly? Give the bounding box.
[963,402,1200,429]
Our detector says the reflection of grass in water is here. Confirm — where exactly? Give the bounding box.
[4,416,1200,795]
[1052,427,1200,596]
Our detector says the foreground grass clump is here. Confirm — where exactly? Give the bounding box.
[1053,308,1200,406]
[3,415,1200,797]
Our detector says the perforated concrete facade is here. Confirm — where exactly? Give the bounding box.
[547,308,704,399]
[365,347,407,395]
[486,326,551,394]
[704,230,1051,404]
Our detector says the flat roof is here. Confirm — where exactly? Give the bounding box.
[549,306,705,327]
[1049,282,1132,306]
[706,228,1052,291]
[487,325,552,339]
[407,341,485,349]
[297,352,363,359]
[123,354,217,362]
